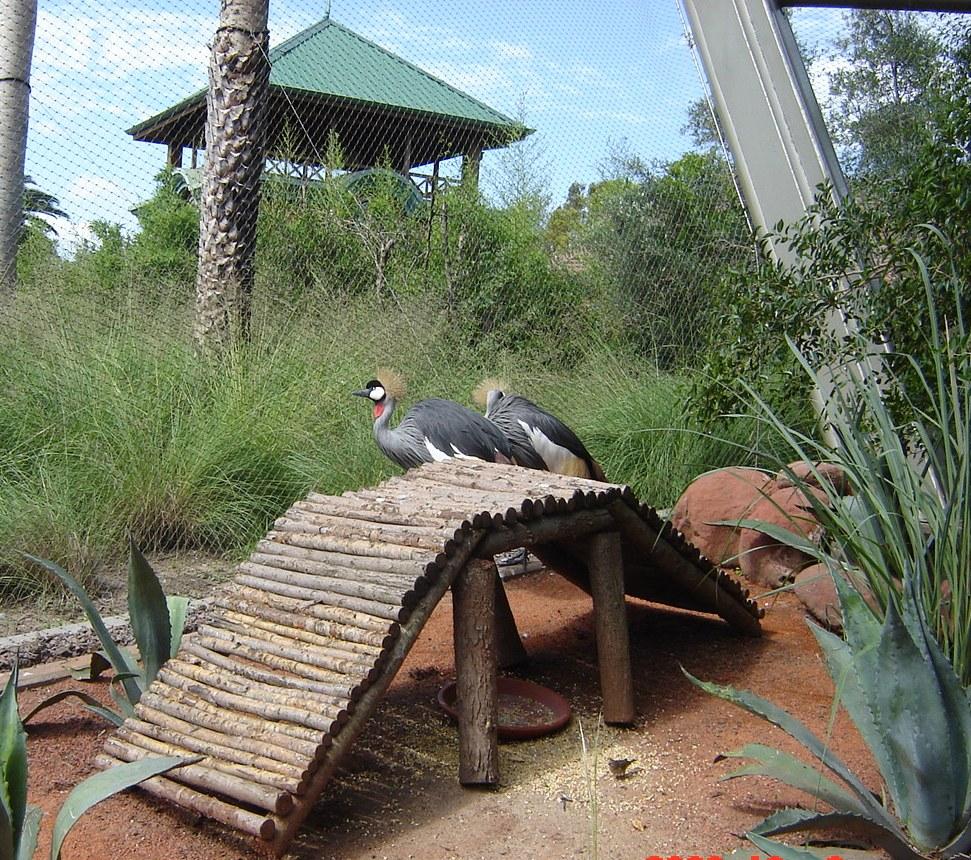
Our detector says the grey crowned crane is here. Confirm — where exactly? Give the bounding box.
[353,370,514,469]
[474,379,606,481]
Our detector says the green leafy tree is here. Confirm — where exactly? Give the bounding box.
[825,10,943,183]
[583,146,751,369]
[129,169,198,291]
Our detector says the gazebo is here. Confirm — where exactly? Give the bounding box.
[127,15,529,193]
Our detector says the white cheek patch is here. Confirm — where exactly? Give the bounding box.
[369,386,385,402]
[519,420,589,477]
[423,437,450,461]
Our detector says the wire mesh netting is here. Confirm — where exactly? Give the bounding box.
[1,2,968,585]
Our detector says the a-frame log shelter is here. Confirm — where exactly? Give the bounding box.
[98,461,761,856]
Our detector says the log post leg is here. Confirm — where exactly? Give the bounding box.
[452,558,498,785]
[494,568,529,669]
[582,531,635,725]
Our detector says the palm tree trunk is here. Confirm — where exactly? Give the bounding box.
[194,0,270,351]
[0,0,37,295]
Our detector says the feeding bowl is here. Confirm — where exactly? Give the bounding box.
[437,676,572,741]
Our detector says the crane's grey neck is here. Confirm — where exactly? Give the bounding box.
[485,389,504,416]
[372,394,422,468]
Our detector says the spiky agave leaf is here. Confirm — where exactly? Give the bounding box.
[166,596,190,658]
[50,755,200,860]
[750,808,924,860]
[16,805,41,860]
[683,669,904,839]
[717,743,869,816]
[0,665,26,858]
[127,538,171,691]
[23,554,142,706]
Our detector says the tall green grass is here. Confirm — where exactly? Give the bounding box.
[0,284,774,596]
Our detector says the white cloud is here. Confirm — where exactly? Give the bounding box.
[491,40,532,60]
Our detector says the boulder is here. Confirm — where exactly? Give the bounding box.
[774,460,850,496]
[737,485,827,588]
[670,467,774,568]
[792,563,841,630]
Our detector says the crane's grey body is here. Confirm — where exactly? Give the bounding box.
[485,391,605,480]
[354,380,513,470]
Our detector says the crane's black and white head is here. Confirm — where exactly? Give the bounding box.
[352,369,406,420]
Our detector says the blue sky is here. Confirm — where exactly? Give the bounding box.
[26,0,710,251]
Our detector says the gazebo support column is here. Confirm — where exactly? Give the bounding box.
[167,141,183,168]
[452,557,498,785]
[582,530,635,725]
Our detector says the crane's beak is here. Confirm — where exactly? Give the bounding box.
[351,388,372,398]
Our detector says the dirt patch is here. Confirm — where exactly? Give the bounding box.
[0,551,236,638]
[21,571,876,860]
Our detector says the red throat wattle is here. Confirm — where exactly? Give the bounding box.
[373,402,384,419]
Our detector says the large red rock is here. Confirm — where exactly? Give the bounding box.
[670,467,774,568]
[793,563,841,630]
[774,460,851,495]
[737,485,827,588]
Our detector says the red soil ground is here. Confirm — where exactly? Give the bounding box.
[22,570,876,860]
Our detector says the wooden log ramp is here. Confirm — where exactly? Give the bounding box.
[98,460,761,856]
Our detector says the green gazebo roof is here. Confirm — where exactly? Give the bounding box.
[128,16,529,170]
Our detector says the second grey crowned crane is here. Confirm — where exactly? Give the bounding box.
[475,379,606,481]
[353,370,514,470]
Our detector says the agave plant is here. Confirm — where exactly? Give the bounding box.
[23,539,189,726]
[0,663,195,860]
[687,570,971,860]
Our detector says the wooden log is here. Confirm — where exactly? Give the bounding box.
[94,753,276,841]
[235,574,406,621]
[580,530,635,725]
[239,561,407,607]
[251,545,422,589]
[305,492,443,527]
[213,593,394,647]
[219,609,383,661]
[117,724,303,795]
[474,509,615,557]
[607,500,762,636]
[164,658,351,724]
[199,624,380,678]
[182,640,355,703]
[193,634,363,696]
[255,538,427,578]
[493,570,528,669]
[104,735,294,816]
[135,700,310,771]
[452,557,498,786]
[260,528,431,561]
[157,666,341,736]
[142,688,321,753]
[291,501,453,536]
[228,585,394,634]
[400,468,563,500]
[272,516,446,551]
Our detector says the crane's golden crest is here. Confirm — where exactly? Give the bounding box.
[374,367,406,401]
[472,377,509,409]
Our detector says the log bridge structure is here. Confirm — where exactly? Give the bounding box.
[97,460,762,855]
